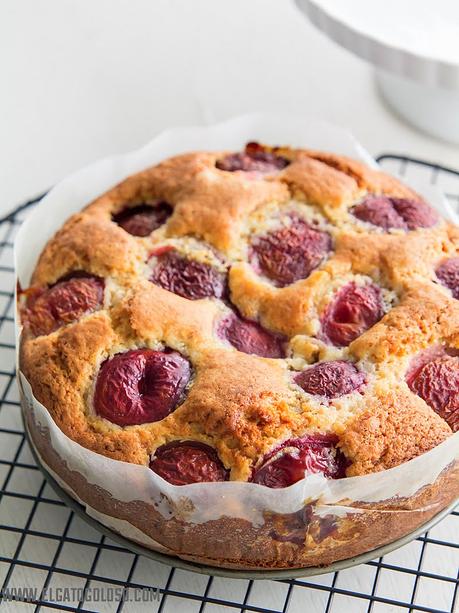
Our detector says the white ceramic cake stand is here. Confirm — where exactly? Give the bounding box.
[295,0,459,144]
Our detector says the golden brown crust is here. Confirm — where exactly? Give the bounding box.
[340,387,452,476]
[31,213,145,286]
[167,164,289,254]
[302,150,420,198]
[279,155,361,211]
[19,145,459,483]
[350,284,459,363]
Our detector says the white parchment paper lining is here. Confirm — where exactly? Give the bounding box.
[14,113,459,536]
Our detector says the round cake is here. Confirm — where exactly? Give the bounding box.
[18,142,459,569]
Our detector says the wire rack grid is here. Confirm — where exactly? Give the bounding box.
[0,155,458,613]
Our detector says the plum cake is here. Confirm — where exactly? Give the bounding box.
[18,143,459,569]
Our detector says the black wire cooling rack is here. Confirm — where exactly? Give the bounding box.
[0,154,458,613]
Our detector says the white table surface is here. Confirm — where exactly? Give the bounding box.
[1,0,459,214]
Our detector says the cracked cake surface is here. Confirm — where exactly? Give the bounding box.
[19,143,459,488]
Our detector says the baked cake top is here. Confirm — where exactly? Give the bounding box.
[19,143,459,487]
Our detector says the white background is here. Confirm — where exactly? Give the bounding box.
[1,0,459,213]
